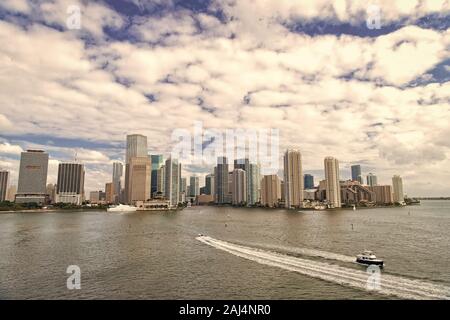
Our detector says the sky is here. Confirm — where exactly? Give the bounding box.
[0,0,449,197]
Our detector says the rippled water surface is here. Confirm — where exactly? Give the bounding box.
[0,201,449,299]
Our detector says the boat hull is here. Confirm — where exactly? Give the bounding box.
[356,258,384,267]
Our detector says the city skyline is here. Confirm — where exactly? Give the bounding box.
[0,1,449,197]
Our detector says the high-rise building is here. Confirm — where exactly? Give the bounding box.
[6,185,16,202]
[55,163,85,205]
[234,159,260,206]
[16,150,49,204]
[126,157,151,204]
[205,174,214,195]
[261,174,281,208]
[324,157,341,208]
[164,157,180,207]
[189,176,200,197]
[125,134,148,203]
[392,175,404,203]
[150,155,164,196]
[112,162,123,204]
[231,168,247,206]
[284,149,304,208]
[369,185,394,204]
[157,165,165,195]
[367,173,378,186]
[214,157,229,204]
[126,134,148,164]
[351,165,362,182]
[304,174,314,189]
[0,170,9,202]
[105,182,114,204]
[247,163,260,205]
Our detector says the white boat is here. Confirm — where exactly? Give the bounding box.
[356,250,384,267]
[107,204,138,212]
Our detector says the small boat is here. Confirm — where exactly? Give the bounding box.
[356,250,384,267]
[198,233,205,237]
[107,204,138,212]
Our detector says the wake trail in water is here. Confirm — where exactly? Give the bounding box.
[197,236,450,300]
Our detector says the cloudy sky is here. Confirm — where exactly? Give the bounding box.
[0,0,449,197]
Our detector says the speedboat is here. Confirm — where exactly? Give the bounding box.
[107,204,138,212]
[356,250,384,267]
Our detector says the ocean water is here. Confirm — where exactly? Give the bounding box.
[0,200,449,299]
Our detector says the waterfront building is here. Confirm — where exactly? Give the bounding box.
[190,176,200,197]
[369,185,394,204]
[126,156,151,204]
[112,162,123,204]
[196,194,214,205]
[125,134,148,203]
[284,149,304,208]
[261,174,281,208]
[90,190,106,204]
[324,157,341,208]
[247,163,260,206]
[205,174,214,195]
[16,150,49,204]
[164,157,180,207]
[366,173,378,187]
[231,168,247,206]
[150,155,164,196]
[105,182,114,204]
[392,175,405,204]
[304,174,314,189]
[214,157,229,204]
[55,162,85,205]
[340,180,374,205]
[0,170,9,202]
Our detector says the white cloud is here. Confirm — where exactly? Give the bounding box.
[0,143,24,155]
[0,1,449,196]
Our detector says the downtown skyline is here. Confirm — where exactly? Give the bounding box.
[0,1,449,197]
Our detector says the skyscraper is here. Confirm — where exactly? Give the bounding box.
[247,163,260,205]
[126,156,152,204]
[351,165,362,182]
[0,170,8,202]
[367,173,378,186]
[126,134,148,164]
[150,155,164,196]
[55,162,85,205]
[16,150,49,204]
[369,185,394,204]
[261,174,281,208]
[112,162,123,203]
[304,174,314,189]
[164,157,180,207]
[214,156,229,204]
[284,149,304,208]
[205,174,214,195]
[156,165,165,195]
[324,156,341,208]
[189,176,200,197]
[231,168,247,206]
[392,175,404,204]
[125,134,148,203]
